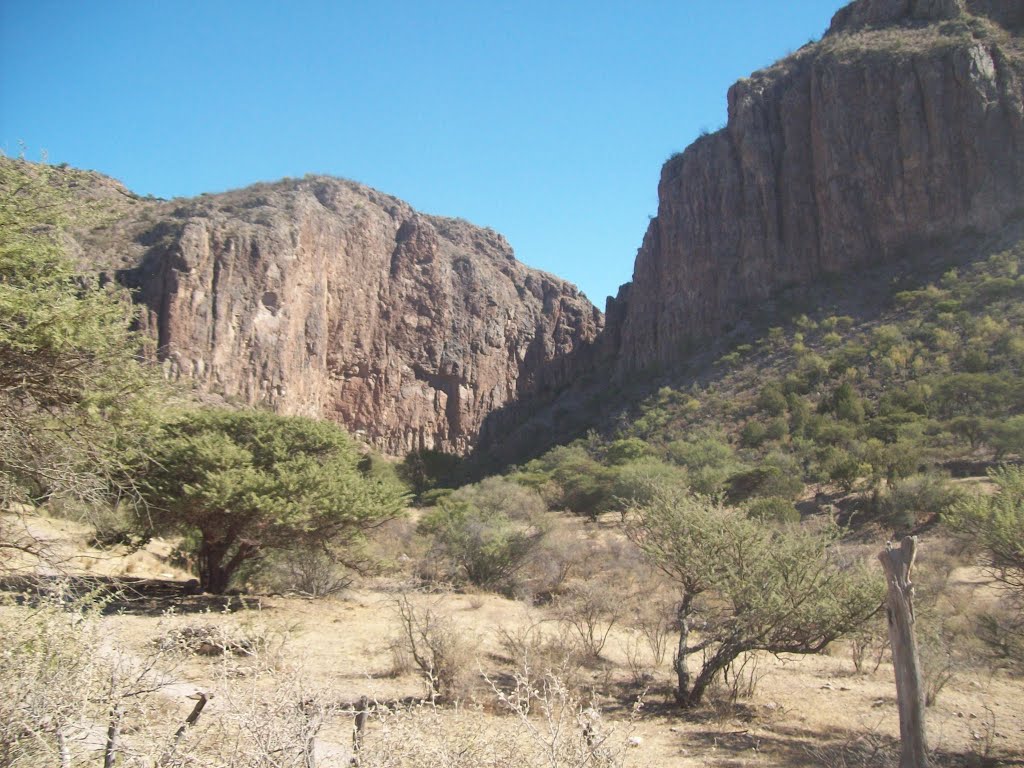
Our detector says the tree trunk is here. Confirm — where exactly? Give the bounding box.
[198,539,256,593]
[672,594,693,706]
[198,540,229,593]
[880,537,930,768]
[680,645,737,709]
[102,706,123,768]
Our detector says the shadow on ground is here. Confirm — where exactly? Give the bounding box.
[683,722,1023,767]
[0,574,265,615]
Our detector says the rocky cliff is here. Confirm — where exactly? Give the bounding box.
[81,176,600,455]
[606,0,1024,375]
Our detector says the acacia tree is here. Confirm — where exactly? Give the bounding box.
[1,158,164,571]
[625,482,882,708]
[945,465,1024,592]
[136,409,408,593]
[944,466,1024,665]
[1,159,140,501]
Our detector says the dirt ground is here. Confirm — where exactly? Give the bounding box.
[4,513,1024,767]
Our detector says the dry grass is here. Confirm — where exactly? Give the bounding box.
[2,516,1023,766]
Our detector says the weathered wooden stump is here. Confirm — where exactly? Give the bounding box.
[879,536,929,768]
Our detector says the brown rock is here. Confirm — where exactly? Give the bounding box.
[606,1,1024,376]
[107,176,601,455]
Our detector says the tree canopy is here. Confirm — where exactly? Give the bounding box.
[135,408,408,593]
[1,158,161,558]
[625,482,882,708]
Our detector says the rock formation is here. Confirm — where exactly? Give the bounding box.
[605,0,1024,375]
[52,0,1024,462]
[92,176,601,455]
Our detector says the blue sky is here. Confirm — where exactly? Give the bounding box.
[1,1,845,307]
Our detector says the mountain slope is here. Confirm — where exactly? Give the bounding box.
[605,0,1024,376]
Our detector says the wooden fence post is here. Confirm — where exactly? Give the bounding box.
[879,537,930,768]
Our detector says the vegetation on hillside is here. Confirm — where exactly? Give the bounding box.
[480,239,1024,532]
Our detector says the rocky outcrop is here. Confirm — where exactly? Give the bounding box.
[606,0,1024,375]
[106,177,600,454]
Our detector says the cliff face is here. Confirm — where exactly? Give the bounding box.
[108,177,600,454]
[607,0,1024,374]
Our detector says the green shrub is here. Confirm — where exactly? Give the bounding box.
[726,465,804,503]
[398,449,462,500]
[418,488,455,507]
[666,430,735,470]
[880,472,964,529]
[757,384,788,417]
[826,450,866,492]
[604,437,652,465]
[820,382,865,424]
[530,444,614,517]
[609,457,688,510]
[740,420,768,448]
[418,477,548,590]
[764,417,789,442]
[745,496,801,524]
[625,482,881,708]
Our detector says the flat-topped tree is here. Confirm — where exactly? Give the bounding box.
[135,409,408,593]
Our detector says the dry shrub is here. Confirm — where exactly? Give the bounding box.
[155,608,292,662]
[0,588,180,767]
[625,579,676,669]
[156,624,259,657]
[548,538,647,659]
[353,671,642,768]
[366,516,424,577]
[392,591,481,701]
[3,588,645,767]
[619,631,655,687]
[911,536,990,704]
[848,624,889,675]
[189,661,329,768]
[555,578,624,658]
[802,725,898,768]
[976,604,1024,673]
[255,548,353,598]
[716,651,765,704]
[519,522,593,602]
[496,616,587,691]
[387,637,415,677]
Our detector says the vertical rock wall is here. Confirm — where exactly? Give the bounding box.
[117,177,601,454]
[607,1,1024,374]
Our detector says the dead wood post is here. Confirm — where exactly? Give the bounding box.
[159,692,209,766]
[300,698,323,768]
[351,695,369,765]
[879,536,930,768]
[57,727,71,768]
